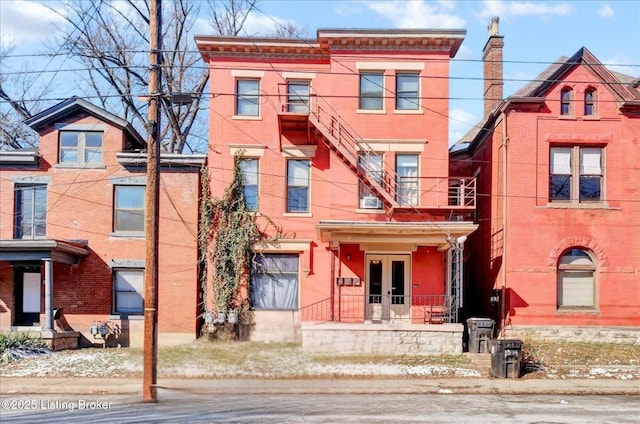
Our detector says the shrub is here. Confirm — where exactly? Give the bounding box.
[0,332,51,363]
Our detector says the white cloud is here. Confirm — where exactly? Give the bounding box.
[449,108,479,145]
[364,0,466,28]
[597,4,614,18]
[0,0,67,46]
[479,1,575,19]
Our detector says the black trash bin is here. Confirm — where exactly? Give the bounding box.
[490,339,523,378]
[466,318,495,353]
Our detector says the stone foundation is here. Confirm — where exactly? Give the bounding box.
[505,326,640,344]
[301,322,464,355]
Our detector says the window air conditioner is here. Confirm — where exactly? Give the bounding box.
[361,196,382,209]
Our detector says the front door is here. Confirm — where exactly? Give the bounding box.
[15,267,42,326]
[366,254,410,322]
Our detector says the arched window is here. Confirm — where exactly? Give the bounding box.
[557,248,596,308]
[584,88,596,115]
[560,88,573,115]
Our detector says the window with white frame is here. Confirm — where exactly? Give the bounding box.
[396,154,419,206]
[251,254,299,310]
[286,159,310,213]
[287,80,310,113]
[59,131,103,164]
[113,269,144,314]
[358,153,383,209]
[550,146,603,202]
[239,158,259,211]
[557,248,596,308]
[395,73,419,110]
[359,72,384,110]
[236,79,260,116]
[114,185,145,232]
[14,184,47,239]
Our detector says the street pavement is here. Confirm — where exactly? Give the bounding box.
[1,376,639,396]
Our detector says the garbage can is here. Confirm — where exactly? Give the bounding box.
[466,318,495,353]
[490,339,523,378]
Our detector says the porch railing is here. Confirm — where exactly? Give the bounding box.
[299,294,456,324]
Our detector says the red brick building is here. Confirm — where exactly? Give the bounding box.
[196,29,478,351]
[0,98,205,348]
[451,23,640,338]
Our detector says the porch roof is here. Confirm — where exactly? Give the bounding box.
[316,220,477,251]
[0,239,89,265]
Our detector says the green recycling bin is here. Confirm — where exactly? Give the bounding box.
[490,339,523,378]
[466,318,495,353]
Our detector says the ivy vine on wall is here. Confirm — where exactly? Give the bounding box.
[198,157,286,330]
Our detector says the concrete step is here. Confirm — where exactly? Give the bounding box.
[464,353,492,376]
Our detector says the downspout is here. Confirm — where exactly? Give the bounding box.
[501,110,509,338]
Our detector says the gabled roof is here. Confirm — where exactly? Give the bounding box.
[452,47,640,154]
[517,47,640,101]
[25,97,146,148]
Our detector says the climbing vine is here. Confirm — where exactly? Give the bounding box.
[199,157,285,331]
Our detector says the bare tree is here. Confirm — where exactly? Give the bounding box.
[1,0,304,152]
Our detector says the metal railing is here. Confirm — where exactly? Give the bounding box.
[299,294,456,324]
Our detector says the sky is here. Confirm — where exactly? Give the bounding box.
[1,0,639,145]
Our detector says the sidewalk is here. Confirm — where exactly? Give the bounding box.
[1,377,638,396]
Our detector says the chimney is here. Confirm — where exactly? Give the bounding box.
[483,16,504,118]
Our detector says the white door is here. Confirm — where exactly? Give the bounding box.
[366,255,410,322]
[22,272,41,313]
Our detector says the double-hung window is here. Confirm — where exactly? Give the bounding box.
[114,186,145,232]
[286,159,310,213]
[113,269,144,314]
[584,88,596,116]
[560,88,573,116]
[396,73,419,110]
[287,80,310,113]
[59,131,103,165]
[236,79,260,116]
[557,249,596,309]
[359,153,383,209]
[550,146,603,203]
[239,158,259,211]
[359,72,384,110]
[14,184,47,239]
[396,154,419,206]
[251,254,299,310]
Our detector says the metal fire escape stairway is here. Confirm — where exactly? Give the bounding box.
[307,105,399,209]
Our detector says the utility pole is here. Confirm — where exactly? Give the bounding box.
[143,0,162,402]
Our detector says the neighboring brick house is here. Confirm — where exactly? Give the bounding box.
[0,98,205,348]
[196,29,478,350]
[451,21,640,340]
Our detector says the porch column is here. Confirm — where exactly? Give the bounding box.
[44,258,54,331]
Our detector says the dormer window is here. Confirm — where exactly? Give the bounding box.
[584,88,596,115]
[60,131,103,164]
[560,88,573,115]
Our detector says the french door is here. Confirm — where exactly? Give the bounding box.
[366,254,410,322]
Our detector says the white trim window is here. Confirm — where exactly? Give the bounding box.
[239,158,259,211]
[113,269,144,314]
[557,249,596,309]
[236,79,260,116]
[550,146,603,202]
[59,131,103,164]
[359,72,384,110]
[395,73,419,110]
[359,153,383,209]
[396,154,419,206]
[251,254,299,310]
[287,80,310,113]
[114,185,145,232]
[286,159,310,213]
[14,184,47,239]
